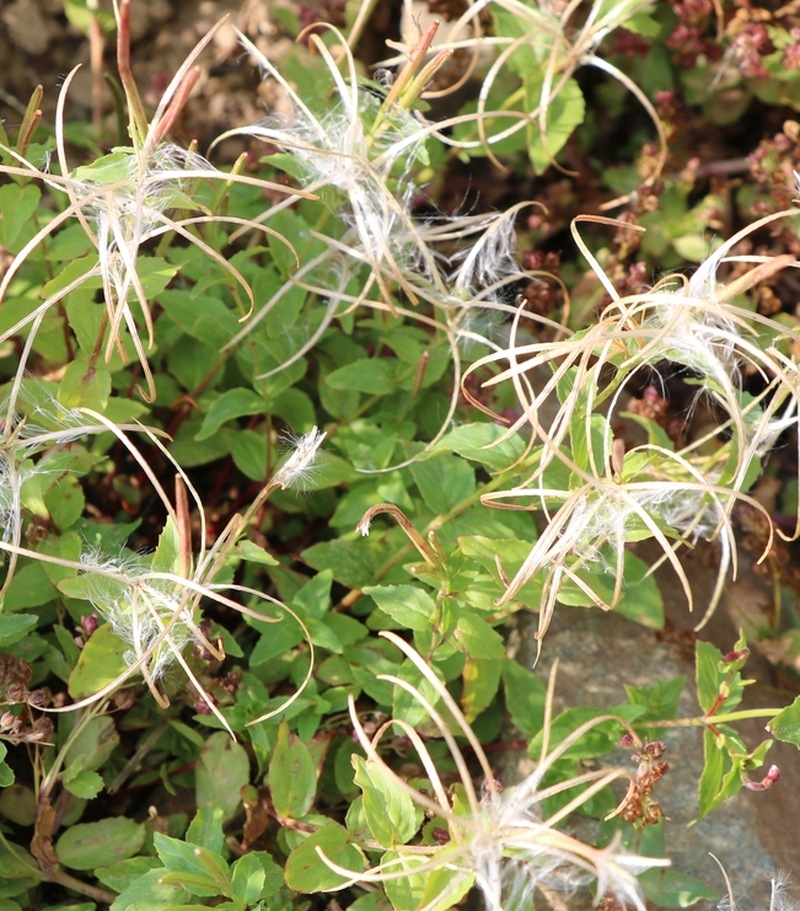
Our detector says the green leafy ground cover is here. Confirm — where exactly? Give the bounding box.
[1,1,800,909]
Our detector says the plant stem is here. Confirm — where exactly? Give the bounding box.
[643,707,778,729]
[333,460,533,612]
[48,868,116,904]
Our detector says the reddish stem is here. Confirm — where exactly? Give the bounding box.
[154,67,201,143]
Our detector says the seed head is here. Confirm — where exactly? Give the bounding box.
[273,427,326,491]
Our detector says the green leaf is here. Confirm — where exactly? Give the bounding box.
[109,867,187,911]
[527,76,586,174]
[196,388,266,440]
[352,755,423,848]
[326,359,399,395]
[625,676,686,723]
[502,660,546,736]
[268,720,317,819]
[37,530,82,588]
[230,852,282,904]
[639,868,719,907]
[132,255,181,297]
[4,560,58,611]
[63,0,115,32]
[0,614,39,648]
[259,211,305,278]
[0,183,40,251]
[434,423,524,471]
[0,743,14,788]
[303,538,389,588]
[695,641,723,715]
[62,765,104,800]
[271,386,317,428]
[672,234,709,262]
[44,476,86,531]
[0,784,36,825]
[196,732,250,823]
[767,694,800,747]
[695,634,750,716]
[625,9,662,38]
[96,856,163,893]
[696,728,725,820]
[284,825,364,892]
[186,807,226,854]
[39,254,100,301]
[72,147,133,183]
[67,624,129,699]
[319,367,361,418]
[453,614,505,659]
[153,833,205,875]
[66,290,106,356]
[382,850,473,911]
[291,570,333,621]
[19,472,48,522]
[530,705,641,764]
[347,895,393,911]
[461,657,502,722]
[230,429,267,481]
[170,416,232,466]
[321,613,367,651]
[363,585,435,633]
[57,362,112,411]
[249,614,305,666]
[390,659,447,729]
[0,835,40,893]
[234,540,279,566]
[410,455,476,513]
[151,514,182,574]
[569,413,609,477]
[160,289,240,342]
[153,833,230,898]
[56,817,145,870]
[304,616,347,653]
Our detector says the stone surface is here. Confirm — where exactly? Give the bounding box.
[504,550,800,908]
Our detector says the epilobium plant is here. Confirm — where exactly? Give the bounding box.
[0,400,319,734]
[0,2,304,401]
[313,632,668,911]
[1,1,800,908]
[411,0,666,176]
[0,394,136,591]
[213,22,561,456]
[467,208,800,631]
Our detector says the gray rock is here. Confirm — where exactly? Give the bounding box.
[503,550,799,909]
